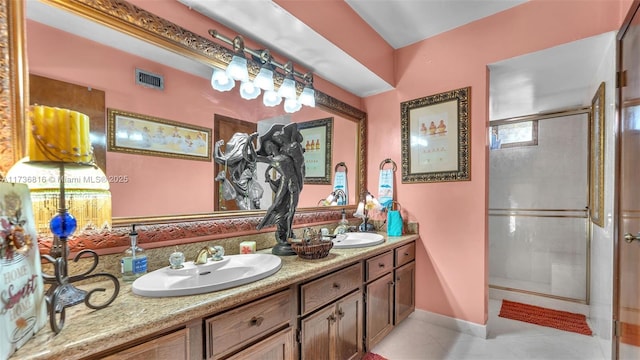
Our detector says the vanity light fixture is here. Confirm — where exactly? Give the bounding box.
[208,30,315,113]
[226,36,249,82]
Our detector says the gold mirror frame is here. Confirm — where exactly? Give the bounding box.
[0,0,26,174]
[0,0,367,253]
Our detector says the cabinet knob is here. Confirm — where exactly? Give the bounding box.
[250,316,264,327]
[378,263,385,268]
[332,282,341,289]
[337,308,345,319]
[387,281,394,286]
[327,314,336,323]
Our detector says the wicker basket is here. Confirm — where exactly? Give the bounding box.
[289,239,334,260]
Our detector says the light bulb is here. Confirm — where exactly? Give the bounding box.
[277,76,297,100]
[325,193,335,203]
[240,81,261,100]
[299,86,315,107]
[254,66,274,91]
[263,90,282,107]
[284,98,302,113]
[354,201,365,217]
[211,68,234,92]
[226,55,249,82]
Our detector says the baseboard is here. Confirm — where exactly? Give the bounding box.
[410,309,488,339]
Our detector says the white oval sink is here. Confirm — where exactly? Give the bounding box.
[132,253,282,297]
[332,232,385,249]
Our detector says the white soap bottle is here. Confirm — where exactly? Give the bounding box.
[120,224,147,282]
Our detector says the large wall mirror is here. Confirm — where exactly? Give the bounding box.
[8,0,367,235]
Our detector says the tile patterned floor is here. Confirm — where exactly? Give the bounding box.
[371,299,608,360]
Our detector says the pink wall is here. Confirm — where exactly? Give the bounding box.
[27,20,358,217]
[274,0,395,86]
[365,0,628,325]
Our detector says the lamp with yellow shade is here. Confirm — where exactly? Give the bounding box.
[6,105,119,334]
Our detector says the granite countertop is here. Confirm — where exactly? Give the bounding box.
[12,233,419,360]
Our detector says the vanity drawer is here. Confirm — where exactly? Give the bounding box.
[366,251,393,281]
[301,263,362,315]
[205,288,294,359]
[395,242,415,267]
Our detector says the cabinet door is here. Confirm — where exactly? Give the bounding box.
[335,291,363,360]
[365,273,394,350]
[395,261,416,325]
[225,327,295,360]
[301,304,334,360]
[102,328,189,360]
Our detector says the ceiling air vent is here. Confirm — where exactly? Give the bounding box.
[135,68,164,90]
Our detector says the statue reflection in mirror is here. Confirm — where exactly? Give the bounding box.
[244,123,305,255]
[213,133,264,210]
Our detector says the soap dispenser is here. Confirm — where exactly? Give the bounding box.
[120,224,147,282]
[334,209,349,235]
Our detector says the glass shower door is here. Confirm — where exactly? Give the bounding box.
[489,113,589,302]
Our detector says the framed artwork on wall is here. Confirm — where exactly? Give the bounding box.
[589,82,605,228]
[107,108,212,161]
[401,87,471,183]
[298,117,333,184]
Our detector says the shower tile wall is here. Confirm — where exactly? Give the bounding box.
[489,114,589,301]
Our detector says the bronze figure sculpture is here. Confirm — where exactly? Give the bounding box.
[245,123,305,255]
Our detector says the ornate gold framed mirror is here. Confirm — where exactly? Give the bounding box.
[0,0,367,253]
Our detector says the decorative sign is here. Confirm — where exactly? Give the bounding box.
[1,183,47,360]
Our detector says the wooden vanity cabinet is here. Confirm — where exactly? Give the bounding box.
[225,327,295,360]
[395,261,416,324]
[102,327,191,360]
[100,318,203,360]
[364,241,416,351]
[364,251,395,350]
[300,290,363,360]
[299,263,364,360]
[394,242,416,324]
[204,288,296,360]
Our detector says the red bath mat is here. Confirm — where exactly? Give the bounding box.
[362,353,388,360]
[499,300,592,335]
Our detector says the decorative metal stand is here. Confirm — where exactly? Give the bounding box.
[40,163,119,334]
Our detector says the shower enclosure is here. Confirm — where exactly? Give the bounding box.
[489,112,589,302]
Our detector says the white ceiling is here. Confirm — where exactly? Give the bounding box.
[345,0,527,49]
[177,0,528,97]
[28,0,613,119]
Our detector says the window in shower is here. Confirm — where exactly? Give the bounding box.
[490,120,538,149]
